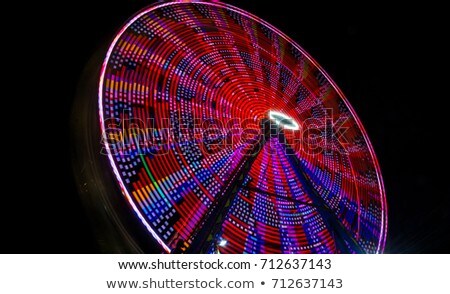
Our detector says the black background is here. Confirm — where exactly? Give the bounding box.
[4,0,448,253]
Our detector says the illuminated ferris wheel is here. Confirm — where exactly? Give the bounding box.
[96,1,387,253]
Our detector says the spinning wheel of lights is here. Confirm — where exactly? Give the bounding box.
[99,1,387,253]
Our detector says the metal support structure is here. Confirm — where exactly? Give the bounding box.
[186,117,365,253]
[186,119,272,253]
[276,129,365,253]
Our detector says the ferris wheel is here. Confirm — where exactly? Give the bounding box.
[96,1,387,254]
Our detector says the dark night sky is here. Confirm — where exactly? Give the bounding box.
[4,1,448,253]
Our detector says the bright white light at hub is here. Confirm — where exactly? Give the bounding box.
[268,111,300,130]
[218,239,228,247]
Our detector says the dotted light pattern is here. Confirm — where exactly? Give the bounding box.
[99,1,387,253]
